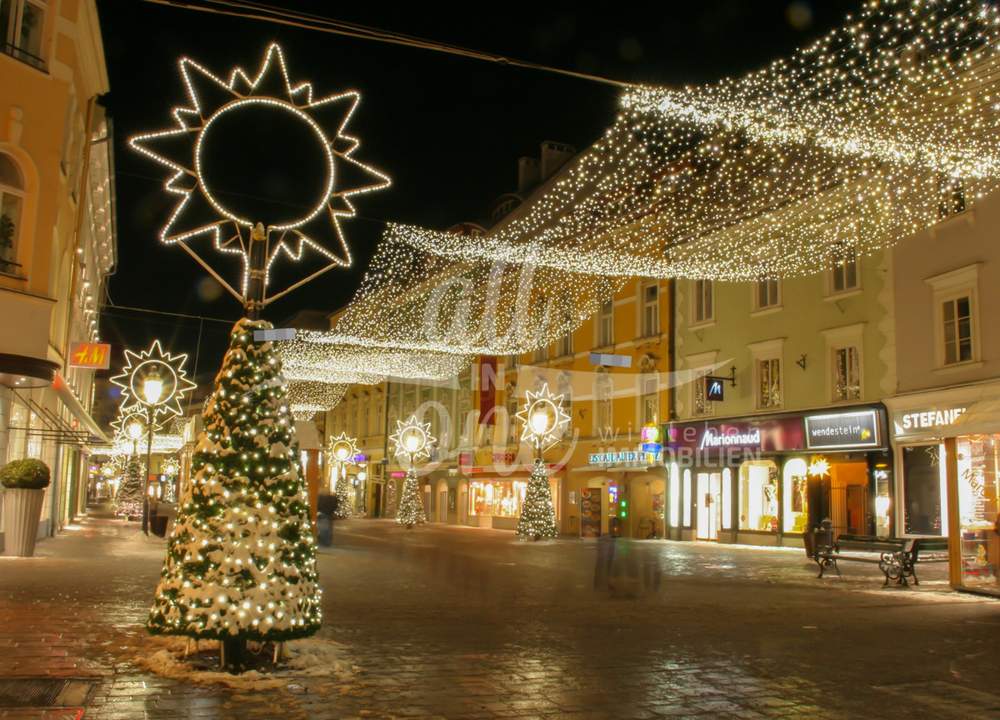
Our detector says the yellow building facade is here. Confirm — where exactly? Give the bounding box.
[0,0,115,544]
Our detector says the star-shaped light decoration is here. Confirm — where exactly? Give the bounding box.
[327,431,359,466]
[516,382,571,451]
[110,340,197,421]
[110,408,162,444]
[128,43,391,301]
[389,415,436,464]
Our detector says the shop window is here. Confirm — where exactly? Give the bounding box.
[756,358,782,409]
[942,295,973,365]
[829,246,859,294]
[901,444,944,535]
[598,300,613,347]
[956,434,1000,591]
[783,458,809,533]
[754,279,780,311]
[682,469,692,527]
[468,479,526,518]
[642,283,659,336]
[721,468,733,530]
[740,460,779,532]
[668,462,680,528]
[692,279,713,324]
[0,153,24,274]
[832,346,861,401]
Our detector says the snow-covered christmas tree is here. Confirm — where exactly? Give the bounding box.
[396,469,425,528]
[515,459,558,540]
[147,318,321,667]
[115,458,144,520]
[333,474,353,518]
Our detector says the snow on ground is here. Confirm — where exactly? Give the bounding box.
[136,635,357,691]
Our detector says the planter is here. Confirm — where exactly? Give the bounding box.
[3,488,45,557]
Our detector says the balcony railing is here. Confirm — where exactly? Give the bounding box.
[1,42,46,72]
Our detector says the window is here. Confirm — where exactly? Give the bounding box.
[505,383,518,443]
[0,153,24,273]
[642,284,659,336]
[754,279,780,311]
[832,346,861,401]
[640,374,658,425]
[739,461,778,532]
[901,444,943,535]
[668,463,680,528]
[682,470,692,527]
[692,279,713,324]
[721,468,733,530]
[0,0,45,68]
[830,247,859,294]
[361,400,369,437]
[756,358,782,409]
[557,332,572,358]
[598,300,613,347]
[595,368,612,436]
[938,175,966,219]
[782,458,809,533]
[558,371,572,419]
[942,295,973,365]
[533,344,549,363]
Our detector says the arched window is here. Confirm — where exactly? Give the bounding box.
[0,153,25,272]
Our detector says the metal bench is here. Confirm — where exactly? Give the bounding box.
[815,534,949,586]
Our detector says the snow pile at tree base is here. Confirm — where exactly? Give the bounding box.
[136,635,357,690]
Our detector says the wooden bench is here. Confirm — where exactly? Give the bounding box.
[815,534,949,586]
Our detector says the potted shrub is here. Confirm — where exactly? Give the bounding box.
[1,458,50,557]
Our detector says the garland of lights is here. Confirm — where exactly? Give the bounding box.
[286,380,347,421]
[129,43,390,304]
[278,0,1000,401]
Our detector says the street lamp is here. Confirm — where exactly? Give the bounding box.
[327,432,359,519]
[389,416,437,528]
[513,383,570,541]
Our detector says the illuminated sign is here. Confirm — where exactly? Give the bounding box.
[698,427,761,450]
[705,376,725,402]
[589,450,641,465]
[69,342,111,370]
[894,407,967,436]
[805,410,880,450]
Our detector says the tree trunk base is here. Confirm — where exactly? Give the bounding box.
[221,637,247,674]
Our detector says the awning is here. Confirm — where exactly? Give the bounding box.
[0,353,59,389]
[51,374,110,445]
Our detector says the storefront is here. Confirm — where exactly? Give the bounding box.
[665,405,892,547]
[569,449,665,539]
[459,456,562,531]
[886,381,1000,596]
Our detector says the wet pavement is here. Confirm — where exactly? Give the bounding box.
[1,514,999,719]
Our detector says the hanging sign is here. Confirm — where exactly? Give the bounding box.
[69,342,111,370]
[705,376,725,401]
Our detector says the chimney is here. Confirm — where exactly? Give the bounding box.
[540,141,575,181]
[517,156,540,194]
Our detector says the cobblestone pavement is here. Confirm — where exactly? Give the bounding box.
[1,515,999,719]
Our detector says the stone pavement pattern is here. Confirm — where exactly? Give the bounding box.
[1,515,999,719]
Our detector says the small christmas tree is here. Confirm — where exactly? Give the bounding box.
[147,318,321,669]
[395,469,425,528]
[516,459,558,540]
[115,458,144,520]
[333,474,353,518]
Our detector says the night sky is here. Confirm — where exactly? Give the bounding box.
[97,0,856,390]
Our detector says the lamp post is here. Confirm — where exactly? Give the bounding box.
[389,417,436,529]
[514,383,570,541]
[327,433,359,518]
[140,372,165,534]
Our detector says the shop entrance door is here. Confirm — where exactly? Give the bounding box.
[696,472,721,540]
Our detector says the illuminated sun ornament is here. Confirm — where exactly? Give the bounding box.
[128,43,391,304]
[389,415,436,464]
[327,431,359,465]
[516,382,570,451]
[110,340,196,421]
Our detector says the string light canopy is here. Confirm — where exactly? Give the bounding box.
[129,42,390,306]
[111,340,197,421]
[516,382,570,452]
[389,415,436,465]
[286,380,347,421]
[281,0,1000,397]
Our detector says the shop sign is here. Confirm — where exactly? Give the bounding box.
[589,450,641,465]
[699,427,760,450]
[69,342,111,370]
[804,410,880,450]
[492,451,516,465]
[705,376,725,401]
[666,415,805,454]
[893,407,967,436]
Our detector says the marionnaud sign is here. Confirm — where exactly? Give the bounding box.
[805,410,880,450]
[698,427,761,450]
[894,407,967,436]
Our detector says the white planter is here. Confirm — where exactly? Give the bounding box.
[2,488,46,557]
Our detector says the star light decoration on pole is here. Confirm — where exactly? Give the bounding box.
[389,416,436,466]
[516,383,571,456]
[110,340,196,422]
[128,43,391,310]
[327,431,359,517]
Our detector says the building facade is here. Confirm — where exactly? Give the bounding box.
[0,0,115,547]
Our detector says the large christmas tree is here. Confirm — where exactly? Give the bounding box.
[147,318,321,666]
[515,460,558,540]
[115,458,144,521]
[395,469,425,528]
